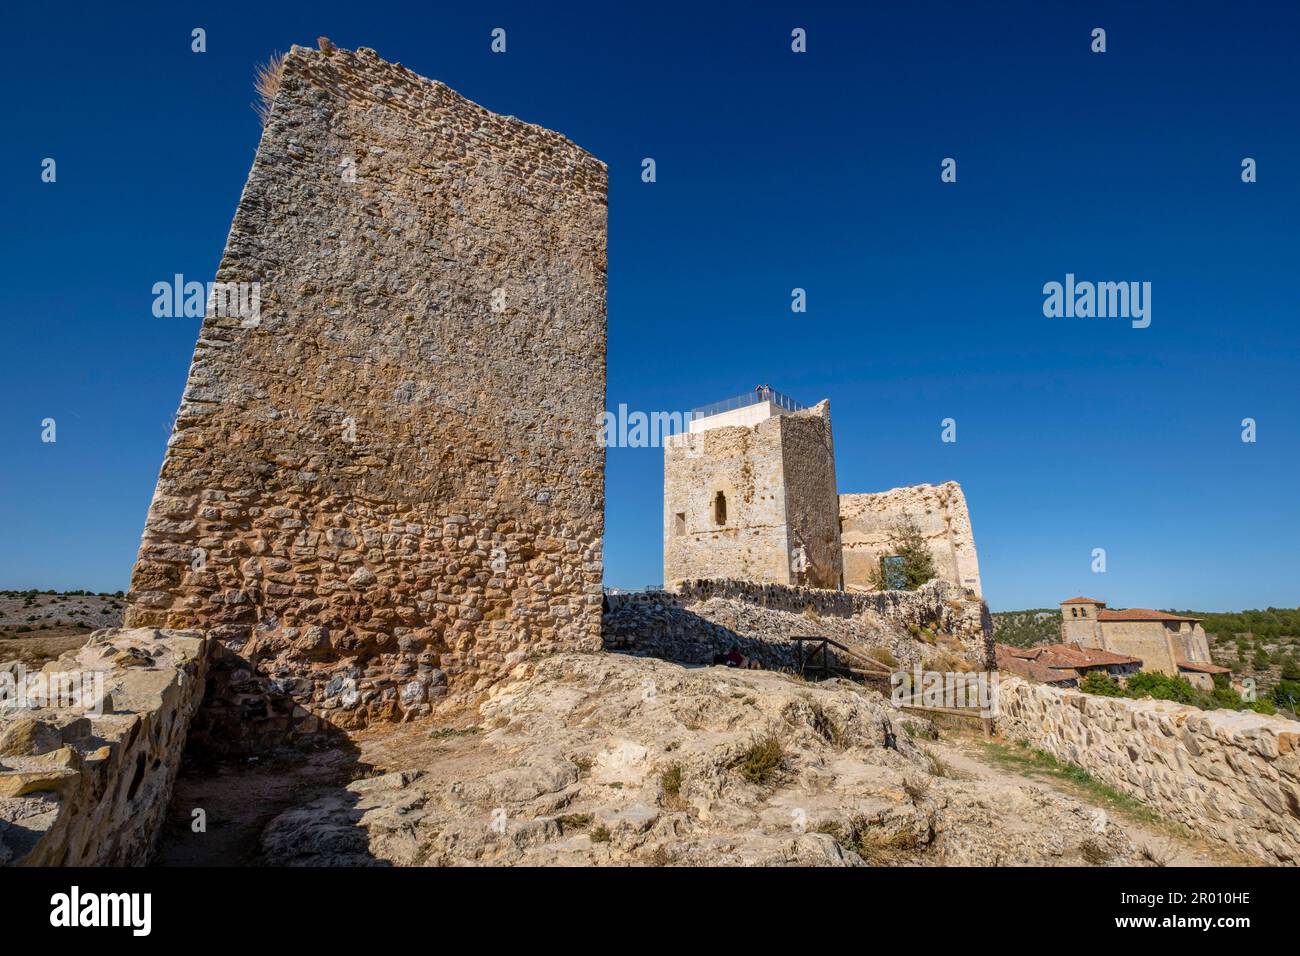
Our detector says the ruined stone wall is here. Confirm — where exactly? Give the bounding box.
[663,416,791,588]
[1,629,207,866]
[778,403,842,589]
[123,45,606,748]
[997,677,1300,865]
[839,481,982,596]
[607,578,992,669]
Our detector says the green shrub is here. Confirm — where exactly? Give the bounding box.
[1270,680,1300,711]
[1125,671,1202,705]
[1079,671,1125,697]
[1209,684,1245,711]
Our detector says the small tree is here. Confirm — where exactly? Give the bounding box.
[1279,654,1300,682]
[868,513,937,591]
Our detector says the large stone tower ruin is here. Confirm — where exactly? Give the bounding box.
[123,45,607,747]
[839,482,982,597]
[663,391,842,590]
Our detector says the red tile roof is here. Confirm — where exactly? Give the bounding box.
[994,643,1141,684]
[1000,642,1141,669]
[994,646,1080,685]
[1061,596,1105,605]
[1097,608,1200,623]
[1038,643,1142,668]
[1177,660,1232,675]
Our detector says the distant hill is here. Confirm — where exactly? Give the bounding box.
[990,609,1060,647]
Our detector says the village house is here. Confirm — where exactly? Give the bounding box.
[1058,596,1231,691]
[994,642,1141,687]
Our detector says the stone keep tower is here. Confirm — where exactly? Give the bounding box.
[124,45,606,743]
[664,392,842,590]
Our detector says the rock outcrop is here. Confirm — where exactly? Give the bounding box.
[256,652,1147,866]
[0,629,207,866]
[998,677,1300,865]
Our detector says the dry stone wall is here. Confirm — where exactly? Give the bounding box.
[997,677,1300,865]
[123,45,606,749]
[0,629,207,866]
[605,578,992,669]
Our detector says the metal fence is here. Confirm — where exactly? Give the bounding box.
[690,387,805,419]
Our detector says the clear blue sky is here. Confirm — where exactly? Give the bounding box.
[3,1,1297,611]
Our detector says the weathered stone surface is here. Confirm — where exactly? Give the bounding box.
[122,44,607,748]
[0,628,208,866]
[997,677,1300,865]
[0,718,62,758]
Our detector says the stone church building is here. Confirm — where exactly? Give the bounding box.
[1059,596,1230,690]
[662,388,982,595]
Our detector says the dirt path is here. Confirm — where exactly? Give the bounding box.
[152,750,359,866]
[926,730,1255,866]
[151,720,477,866]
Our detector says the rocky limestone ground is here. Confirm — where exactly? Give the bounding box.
[250,652,1188,866]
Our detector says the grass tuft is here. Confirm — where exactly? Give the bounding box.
[820,815,930,865]
[921,747,955,778]
[733,733,785,785]
[660,763,683,800]
[253,51,288,127]
[555,813,591,833]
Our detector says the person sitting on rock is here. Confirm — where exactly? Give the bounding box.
[713,646,762,669]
